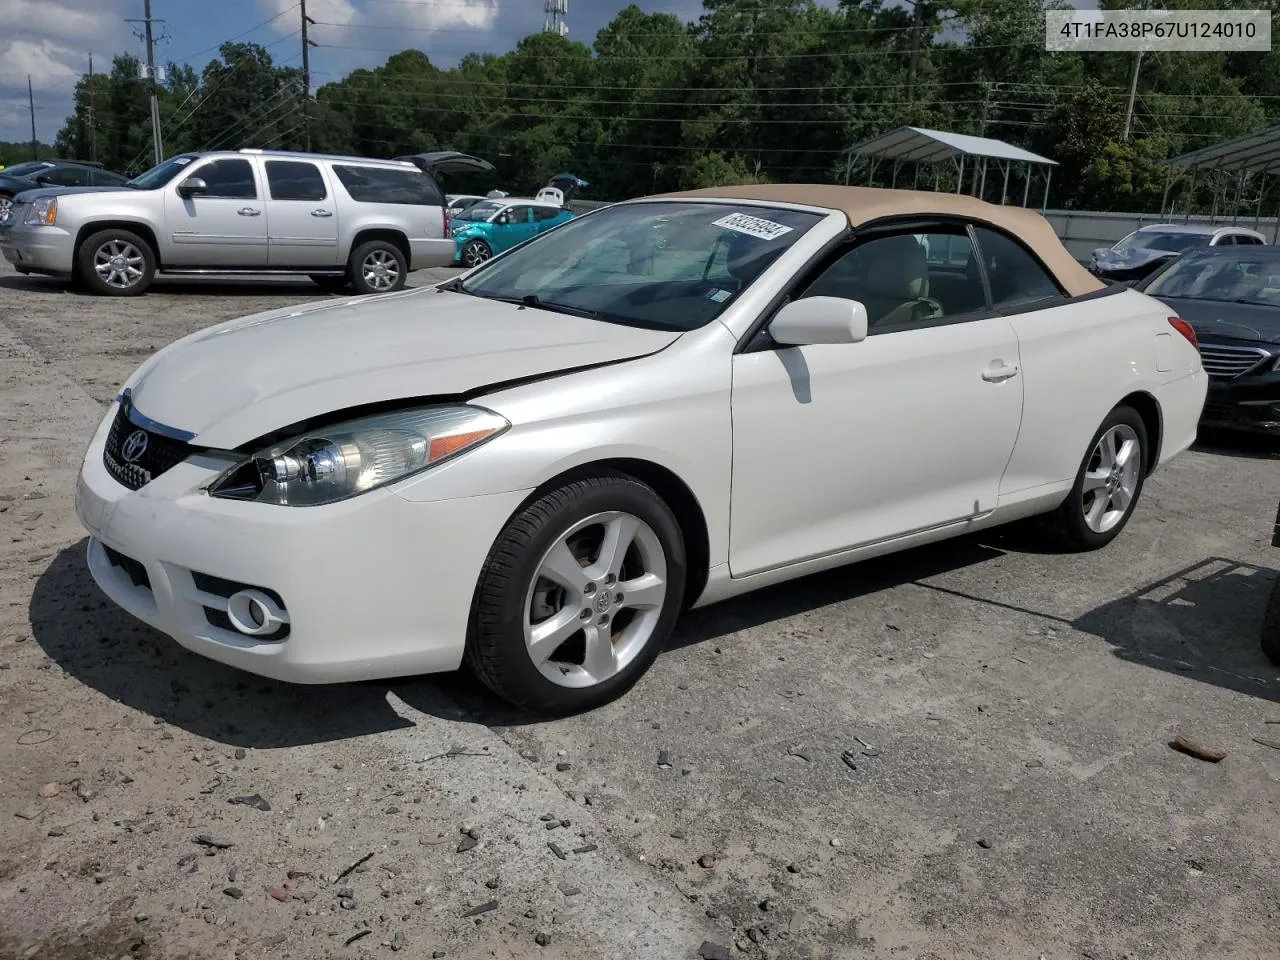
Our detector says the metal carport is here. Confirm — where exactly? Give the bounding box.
[1161,123,1280,237]
[842,126,1059,210]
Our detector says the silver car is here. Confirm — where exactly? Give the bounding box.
[0,149,457,296]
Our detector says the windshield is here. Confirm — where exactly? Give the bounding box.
[127,155,198,189]
[3,161,52,179]
[1114,230,1208,255]
[1145,254,1280,306]
[456,201,823,331]
[454,200,504,222]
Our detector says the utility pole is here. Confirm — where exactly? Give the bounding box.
[1122,50,1143,141]
[908,0,924,102]
[301,0,317,151]
[127,0,164,164]
[28,75,38,160]
[88,54,98,163]
[970,81,992,194]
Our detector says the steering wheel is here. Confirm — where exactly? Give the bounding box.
[908,296,945,322]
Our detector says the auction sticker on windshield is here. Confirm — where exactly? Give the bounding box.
[713,213,794,241]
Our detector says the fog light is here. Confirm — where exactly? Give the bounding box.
[226,589,289,637]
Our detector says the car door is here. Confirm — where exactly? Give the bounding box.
[263,159,338,268]
[163,156,268,267]
[728,224,1024,577]
[532,205,565,235]
[494,204,537,251]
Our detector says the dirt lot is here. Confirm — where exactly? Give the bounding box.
[1,260,1278,960]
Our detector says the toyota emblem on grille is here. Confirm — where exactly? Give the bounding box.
[121,429,149,463]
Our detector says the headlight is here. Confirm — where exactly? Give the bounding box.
[25,198,56,226]
[209,405,509,506]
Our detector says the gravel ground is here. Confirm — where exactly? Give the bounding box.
[1,261,1278,960]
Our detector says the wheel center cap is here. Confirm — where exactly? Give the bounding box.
[111,256,125,268]
[594,590,613,613]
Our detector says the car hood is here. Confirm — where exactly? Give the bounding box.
[1091,245,1179,272]
[1153,295,1280,344]
[127,287,681,449]
[13,185,134,202]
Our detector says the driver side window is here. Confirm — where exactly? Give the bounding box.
[798,228,987,332]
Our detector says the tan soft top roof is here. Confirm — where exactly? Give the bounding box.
[655,184,1102,298]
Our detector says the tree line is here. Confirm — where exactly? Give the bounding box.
[50,0,1280,215]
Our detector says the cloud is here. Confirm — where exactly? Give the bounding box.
[0,38,83,88]
[0,0,128,47]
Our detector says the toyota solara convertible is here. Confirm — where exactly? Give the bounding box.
[76,185,1208,713]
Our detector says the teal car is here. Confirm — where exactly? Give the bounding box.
[452,199,573,267]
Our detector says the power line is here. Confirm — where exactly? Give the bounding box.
[170,3,300,65]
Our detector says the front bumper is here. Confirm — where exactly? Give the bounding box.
[0,223,75,276]
[76,403,530,684]
[1200,377,1280,435]
[408,237,457,270]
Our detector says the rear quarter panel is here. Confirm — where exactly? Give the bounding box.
[999,287,1197,498]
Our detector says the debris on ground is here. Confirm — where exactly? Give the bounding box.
[1170,736,1226,763]
[228,794,271,811]
[193,835,234,849]
[698,941,732,960]
[463,900,499,917]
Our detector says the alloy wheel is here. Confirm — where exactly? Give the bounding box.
[1081,423,1141,534]
[93,239,145,290]
[463,241,491,267]
[0,196,12,220]
[361,249,401,291]
[523,511,668,689]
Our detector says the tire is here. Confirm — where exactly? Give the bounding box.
[460,239,492,268]
[466,474,688,714]
[1262,577,1280,667]
[310,274,349,291]
[76,228,156,296]
[1046,405,1149,551]
[348,240,407,295]
[0,193,14,220]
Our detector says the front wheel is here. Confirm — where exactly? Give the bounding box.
[1262,577,1280,667]
[348,240,407,295]
[1046,405,1148,551]
[466,475,687,714]
[77,229,156,296]
[460,239,492,268]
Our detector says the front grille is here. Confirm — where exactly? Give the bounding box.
[103,404,192,490]
[1198,343,1271,381]
[102,544,150,590]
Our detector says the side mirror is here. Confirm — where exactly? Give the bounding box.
[35,174,55,186]
[177,177,207,198]
[770,296,868,346]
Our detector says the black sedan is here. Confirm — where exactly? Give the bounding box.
[1136,246,1280,435]
[0,160,129,219]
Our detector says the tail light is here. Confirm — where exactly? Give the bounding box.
[1168,316,1198,350]
[442,208,451,239]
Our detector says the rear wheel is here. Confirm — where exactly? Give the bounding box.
[466,475,687,714]
[460,239,492,268]
[77,229,156,296]
[348,240,406,295]
[1046,405,1148,551]
[1262,578,1280,667]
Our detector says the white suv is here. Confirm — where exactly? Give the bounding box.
[0,149,459,296]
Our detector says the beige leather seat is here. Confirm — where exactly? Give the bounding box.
[859,235,939,327]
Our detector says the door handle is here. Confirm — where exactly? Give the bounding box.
[237,207,261,217]
[981,360,1019,383]
[311,209,333,218]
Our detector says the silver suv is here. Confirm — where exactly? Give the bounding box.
[0,149,458,296]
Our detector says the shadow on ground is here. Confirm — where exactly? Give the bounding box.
[31,524,1280,747]
[0,274,340,298]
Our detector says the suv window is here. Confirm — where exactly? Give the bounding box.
[266,160,326,201]
[40,164,92,187]
[193,158,257,199]
[332,165,442,205]
[972,225,1064,307]
[799,228,988,329]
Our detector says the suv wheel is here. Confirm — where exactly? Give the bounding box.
[349,240,406,295]
[78,229,156,296]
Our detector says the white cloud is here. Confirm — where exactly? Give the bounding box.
[0,38,83,88]
[0,0,126,46]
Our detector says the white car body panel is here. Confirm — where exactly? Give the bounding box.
[74,195,1208,685]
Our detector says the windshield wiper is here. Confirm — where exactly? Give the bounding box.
[519,295,600,319]
[437,277,467,293]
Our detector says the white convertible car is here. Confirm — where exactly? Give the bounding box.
[75,185,1208,713]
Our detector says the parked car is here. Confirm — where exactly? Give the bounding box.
[1136,245,1280,435]
[0,160,128,220]
[450,198,573,267]
[1089,223,1267,284]
[446,194,489,217]
[74,184,1206,713]
[0,149,457,296]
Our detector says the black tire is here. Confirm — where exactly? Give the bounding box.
[348,239,407,295]
[460,239,492,268]
[1046,404,1149,551]
[0,193,14,220]
[465,474,688,714]
[1262,577,1280,667]
[310,274,349,291]
[76,228,156,296]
